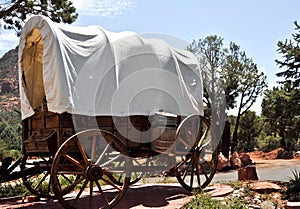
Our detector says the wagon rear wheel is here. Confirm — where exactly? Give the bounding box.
[51,129,130,209]
[21,155,55,198]
[175,115,219,191]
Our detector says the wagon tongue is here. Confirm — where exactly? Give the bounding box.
[0,157,14,182]
[0,157,45,183]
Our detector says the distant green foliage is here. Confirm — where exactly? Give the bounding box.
[276,21,300,88]
[256,132,281,152]
[0,119,22,161]
[264,20,300,151]
[262,85,300,150]
[0,0,78,34]
[236,111,261,152]
[0,40,22,162]
[0,121,20,148]
[0,109,21,126]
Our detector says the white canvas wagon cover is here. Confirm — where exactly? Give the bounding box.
[19,15,204,120]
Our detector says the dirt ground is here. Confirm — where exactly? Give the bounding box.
[247,148,299,160]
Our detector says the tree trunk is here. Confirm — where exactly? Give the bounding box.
[231,93,244,153]
[279,128,286,149]
[221,121,231,158]
[231,113,241,153]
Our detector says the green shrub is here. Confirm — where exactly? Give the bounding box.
[285,170,300,201]
[181,192,247,209]
[181,193,224,209]
[225,197,248,209]
[0,182,30,197]
[9,149,21,160]
[224,181,242,190]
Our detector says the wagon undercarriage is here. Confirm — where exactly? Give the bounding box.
[0,112,219,209]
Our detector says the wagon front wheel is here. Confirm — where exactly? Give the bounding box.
[51,129,130,209]
[176,147,218,191]
[175,115,219,191]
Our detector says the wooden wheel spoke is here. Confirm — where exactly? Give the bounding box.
[182,169,188,181]
[176,155,190,168]
[72,179,89,206]
[199,163,209,180]
[48,175,52,193]
[100,155,121,167]
[181,159,192,181]
[190,159,195,188]
[75,139,89,166]
[33,173,48,190]
[90,181,93,196]
[62,153,85,169]
[96,142,111,165]
[61,176,85,196]
[195,161,201,187]
[25,174,35,180]
[61,174,74,184]
[198,128,209,147]
[95,180,109,206]
[117,174,123,182]
[57,171,84,175]
[89,181,93,208]
[91,135,97,163]
[101,177,122,191]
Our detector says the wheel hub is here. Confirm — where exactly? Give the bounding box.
[86,165,103,181]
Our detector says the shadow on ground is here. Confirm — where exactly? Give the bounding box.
[1,184,192,209]
[116,184,192,208]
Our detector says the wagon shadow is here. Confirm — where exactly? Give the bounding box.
[56,184,192,209]
[59,184,192,208]
[2,184,192,209]
[116,184,192,208]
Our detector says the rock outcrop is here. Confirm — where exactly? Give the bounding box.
[217,152,253,171]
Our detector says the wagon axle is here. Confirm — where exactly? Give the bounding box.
[85,165,103,181]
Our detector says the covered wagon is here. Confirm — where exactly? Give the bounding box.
[1,15,219,209]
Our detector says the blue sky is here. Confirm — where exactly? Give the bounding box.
[71,0,300,87]
[1,0,300,113]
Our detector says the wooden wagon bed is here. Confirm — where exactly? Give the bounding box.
[23,108,183,157]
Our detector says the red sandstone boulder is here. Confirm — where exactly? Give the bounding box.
[249,181,281,194]
[239,153,252,166]
[230,152,243,168]
[217,153,231,171]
